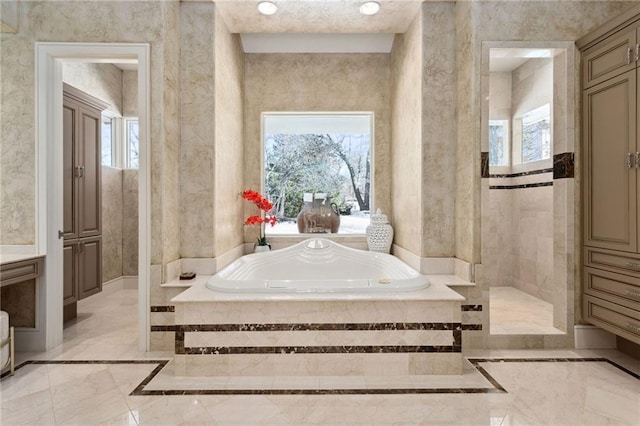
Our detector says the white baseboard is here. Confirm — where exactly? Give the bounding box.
[574,325,616,349]
[102,276,138,294]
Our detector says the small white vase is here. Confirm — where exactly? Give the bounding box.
[366,208,394,253]
[254,244,271,253]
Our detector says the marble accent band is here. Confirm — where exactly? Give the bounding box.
[4,358,636,396]
[461,324,482,330]
[489,168,554,179]
[481,152,489,178]
[177,345,462,355]
[461,305,483,311]
[489,182,553,190]
[553,152,575,179]
[469,357,640,380]
[150,306,175,313]
[175,322,463,332]
[151,325,177,332]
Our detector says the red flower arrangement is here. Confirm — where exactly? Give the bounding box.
[242,189,277,246]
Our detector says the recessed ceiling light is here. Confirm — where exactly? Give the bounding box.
[257,1,278,16]
[359,1,380,16]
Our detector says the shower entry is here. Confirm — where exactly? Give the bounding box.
[480,43,577,347]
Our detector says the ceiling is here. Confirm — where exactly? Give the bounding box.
[214,0,424,34]
[489,48,554,73]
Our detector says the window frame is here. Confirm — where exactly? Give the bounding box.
[488,119,510,167]
[520,103,552,164]
[101,112,122,168]
[261,111,375,236]
[123,117,140,169]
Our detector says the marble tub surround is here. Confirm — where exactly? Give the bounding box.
[172,280,464,375]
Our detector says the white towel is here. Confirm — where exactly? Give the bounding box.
[0,311,9,367]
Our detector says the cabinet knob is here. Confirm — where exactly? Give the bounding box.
[626,322,640,333]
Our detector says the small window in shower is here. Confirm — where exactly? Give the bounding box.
[489,119,509,166]
[262,113,373,235]
[521,103,551,163]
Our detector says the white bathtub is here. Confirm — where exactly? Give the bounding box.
[206,238,430,293]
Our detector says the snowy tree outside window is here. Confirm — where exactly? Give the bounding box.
[263,113,373,235]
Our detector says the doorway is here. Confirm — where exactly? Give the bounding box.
[36,43,150,351]
[480,42,577,346]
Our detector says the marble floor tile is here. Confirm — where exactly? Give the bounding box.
[1,287,639,426]
[490,287,564,335]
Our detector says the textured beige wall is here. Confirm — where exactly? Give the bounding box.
[63,62,122,116]
[213,10,244,255]
[101,166,123,282]
[390,13,422,257]
[421,2,456,257]
[179,1,216,258]
[244,53,391,243]
[122,169,139,276]
[159,1,181,268]
[0,0,179,274]
[122,70,138,117]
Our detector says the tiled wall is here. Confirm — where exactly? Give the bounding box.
[485,58,554,303]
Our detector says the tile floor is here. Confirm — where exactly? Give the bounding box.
[490,287,564,335]
[1,286,639,425]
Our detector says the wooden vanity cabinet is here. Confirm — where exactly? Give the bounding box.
[579,8,640,345]
[0,257,44,329]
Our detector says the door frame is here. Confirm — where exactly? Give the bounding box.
[36,42,151,351]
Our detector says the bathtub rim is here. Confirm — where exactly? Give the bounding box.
[207,238,430,293]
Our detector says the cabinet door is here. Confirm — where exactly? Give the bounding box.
[63,99,79,240]
[77,106,102,238]
[583,27,637,89]
[583,70,638,252]
[63,242,77,306]
[77,237,102,300]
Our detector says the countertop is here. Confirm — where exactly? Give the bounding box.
[0,253,45,266]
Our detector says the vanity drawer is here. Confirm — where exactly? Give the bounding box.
[584,295,640,345]
[584,247,640,278]
[0,257,44,287]
[584,267,640,310]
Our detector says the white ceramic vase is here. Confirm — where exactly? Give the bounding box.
[366,209,393,253]
[254,244,271,253]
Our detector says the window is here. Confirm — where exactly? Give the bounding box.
[489,120,509,167]
[263,113,373,235]
[101,115,114,166]
[125,118,139,169]
[521,104,551,163]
